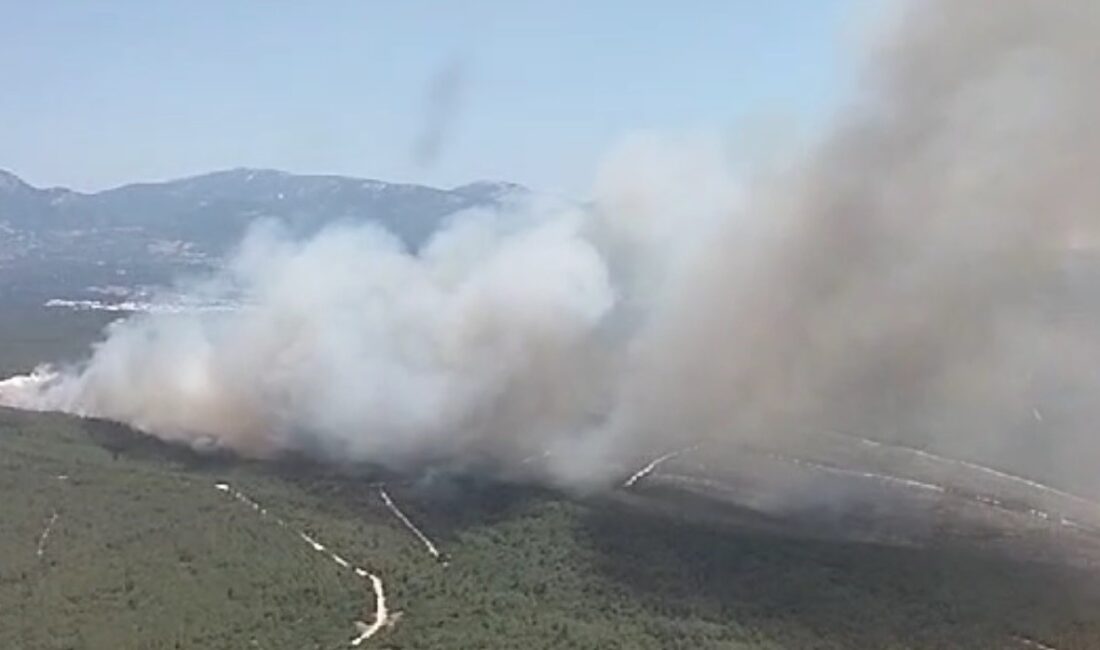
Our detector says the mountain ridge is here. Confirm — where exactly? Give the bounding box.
[0,167,532,298]
[0,167,526,200]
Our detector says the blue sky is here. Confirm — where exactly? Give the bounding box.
[1,1,877,195]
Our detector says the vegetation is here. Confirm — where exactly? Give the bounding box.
[3,304,1100,648]
[3,407,1100,649]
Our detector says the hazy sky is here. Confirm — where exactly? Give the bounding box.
[1,1,876,195]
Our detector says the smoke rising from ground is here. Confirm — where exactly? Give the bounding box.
[4,0,1100,493]
[581,0,1100,483]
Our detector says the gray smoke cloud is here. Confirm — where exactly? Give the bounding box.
[412,57,468,167]
[578,0,1100,490]
[3,0,1100,494]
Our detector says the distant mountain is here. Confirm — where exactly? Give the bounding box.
[0,168,529,298]
[0,168,527,246]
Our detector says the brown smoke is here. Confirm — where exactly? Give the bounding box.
[584,0,1100,490]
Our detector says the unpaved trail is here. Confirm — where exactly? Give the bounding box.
[36,511,58,558]
[638,445,1098,536]
[824,430,1100,511]
[379,487,444,563]
[623,434,1100,535]
[214,482,393,645]
[764,452,947,494]
[623,446,698,488]
[764,452,1094,531]
[1016,636,1059,650]
[33,473,69,560]
[350,573,388,646]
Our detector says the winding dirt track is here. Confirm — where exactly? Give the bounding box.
[214,483,392,646]
[623,446,698,487]
[35,511,58,558]
[350,573,388,646]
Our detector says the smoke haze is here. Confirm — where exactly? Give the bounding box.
[4,0,1100,494]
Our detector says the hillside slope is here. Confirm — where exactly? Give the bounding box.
[5,406,1100,649]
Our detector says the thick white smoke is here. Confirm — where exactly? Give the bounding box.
[4,0,1100,492]
[1,204,629,470]
[1,148,737,483]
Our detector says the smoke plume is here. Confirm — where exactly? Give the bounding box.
[412,57,468,167]
[4,0,1100,493]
